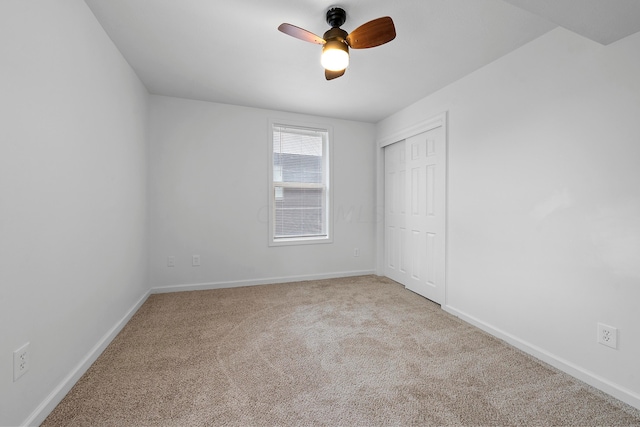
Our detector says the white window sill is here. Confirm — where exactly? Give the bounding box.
[269,235,333,247]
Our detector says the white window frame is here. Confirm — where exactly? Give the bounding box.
[268,119,333,247]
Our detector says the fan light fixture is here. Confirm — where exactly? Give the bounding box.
[278,7,395,80]
[321,40,349,71]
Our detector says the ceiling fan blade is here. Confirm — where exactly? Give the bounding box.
[325,68,345,81]
[346,16,396,49]
[278,23,325,45]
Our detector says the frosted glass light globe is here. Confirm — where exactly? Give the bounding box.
[321,41,349,71]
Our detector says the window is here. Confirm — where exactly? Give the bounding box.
[269,121,332,245]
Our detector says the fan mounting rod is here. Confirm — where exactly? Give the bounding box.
[326,7,346,28]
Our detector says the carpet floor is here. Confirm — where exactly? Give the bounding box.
[42,275,640,426]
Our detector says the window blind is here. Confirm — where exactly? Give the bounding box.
[272,125,328,239]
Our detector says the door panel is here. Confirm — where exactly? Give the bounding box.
[384,124,446,304]
[384,141,407,285]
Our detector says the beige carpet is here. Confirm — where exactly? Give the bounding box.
[43,275,640,426]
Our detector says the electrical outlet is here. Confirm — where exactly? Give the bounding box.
[13,342,30,382]
[354,248,360,257]
[597,323,618,349]
[167,256,175,267]
[192,254,201,266]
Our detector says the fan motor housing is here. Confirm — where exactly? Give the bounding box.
[323,27,348,43]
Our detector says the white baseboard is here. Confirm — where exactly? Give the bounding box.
[23,290,151,427]
[150,270,377,294]
[443,304,640,411]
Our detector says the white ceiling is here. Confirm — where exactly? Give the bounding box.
[502,0,640,45]
[84,0,640,123]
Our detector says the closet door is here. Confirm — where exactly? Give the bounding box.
[384,124,446,304]
[384,140,408,285]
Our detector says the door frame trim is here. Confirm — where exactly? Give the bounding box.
[376,112,448,302]
[378,113,447,149]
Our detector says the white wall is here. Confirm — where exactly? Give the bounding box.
[148,96,376,290]
[377,28,640,408]
[0,1,149,425]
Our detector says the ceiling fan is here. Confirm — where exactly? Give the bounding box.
[278,7,396,80]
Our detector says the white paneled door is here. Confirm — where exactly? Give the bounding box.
[384,141,407,286]
[384,124,446,304]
